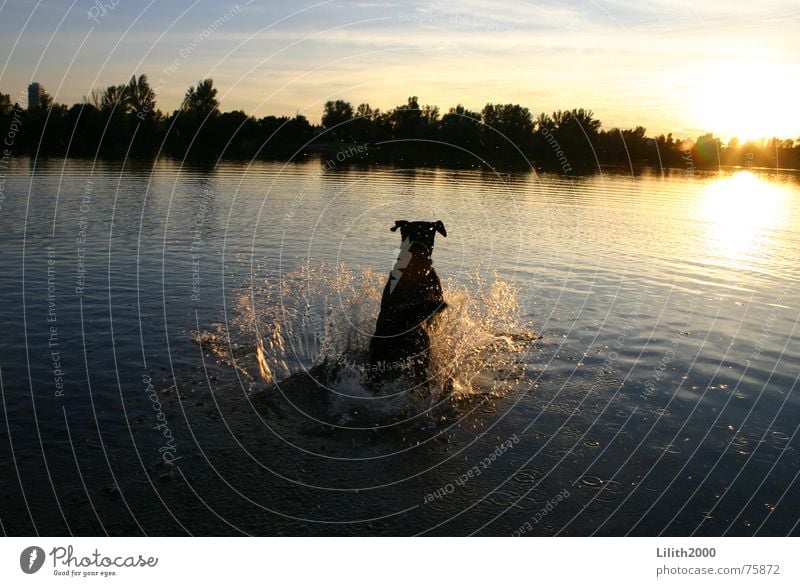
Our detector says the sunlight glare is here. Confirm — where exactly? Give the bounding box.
[694,62,800,142]
[701,172,787,262]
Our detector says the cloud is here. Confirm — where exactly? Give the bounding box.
[1,0,798,138]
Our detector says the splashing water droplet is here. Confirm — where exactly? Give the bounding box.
[201,263,531,422]
[579,475,604,488]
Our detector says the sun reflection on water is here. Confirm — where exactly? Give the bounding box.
[701,172,788,263]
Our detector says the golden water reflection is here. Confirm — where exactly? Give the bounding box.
[700,172,789,263]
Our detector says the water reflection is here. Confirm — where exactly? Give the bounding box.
[1,158,799,536]
[701,171,788,263]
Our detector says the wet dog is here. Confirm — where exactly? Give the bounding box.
[367,220,447,387]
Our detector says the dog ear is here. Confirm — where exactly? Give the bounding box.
[391,220,408,232]
[434,220,447,237]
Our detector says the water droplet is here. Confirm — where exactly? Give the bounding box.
[596,480,624,502]
[513,469,542,484]
[551,449,580,463]
[579,475,604,488]
[659,443,681,454]
[732,435,748,447]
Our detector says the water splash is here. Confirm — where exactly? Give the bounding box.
[201,263,534,421]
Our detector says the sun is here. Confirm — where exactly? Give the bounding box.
[694,61,800,142]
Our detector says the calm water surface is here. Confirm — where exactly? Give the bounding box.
[1,157,799,535]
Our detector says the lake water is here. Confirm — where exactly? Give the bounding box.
[1,157,799,536]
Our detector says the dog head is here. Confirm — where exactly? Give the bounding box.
[390,220,446,258]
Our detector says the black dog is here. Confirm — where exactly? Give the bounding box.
[367,220,447,386]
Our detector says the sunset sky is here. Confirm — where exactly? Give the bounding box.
[1,0,798,141]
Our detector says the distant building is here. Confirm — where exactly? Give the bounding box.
[28,82,44,111]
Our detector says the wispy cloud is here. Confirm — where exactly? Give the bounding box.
[1,0,798,138]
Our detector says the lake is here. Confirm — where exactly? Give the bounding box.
[1,156,799,536]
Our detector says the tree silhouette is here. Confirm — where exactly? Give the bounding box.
[535,112,555,133]
[421,103,439,125]
[164,78,221,156]
[182,79,219,119]
[38,92,53,111]
[2,76,800,170]
[126,74,156,122]
[0,93,11,115]
[391,96,422,137]
[540,108,602,170]
[440,104,482,160]
[552,108,601,134]
[349,102,386,143]
[321,100,353,130]
[355,103,375,119]
[100,85,124,110]
[694,133,722,168]
[482,103,534,157]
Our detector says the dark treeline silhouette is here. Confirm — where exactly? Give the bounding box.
[2,77,799,172]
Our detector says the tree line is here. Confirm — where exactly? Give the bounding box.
[2,76,799,172]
